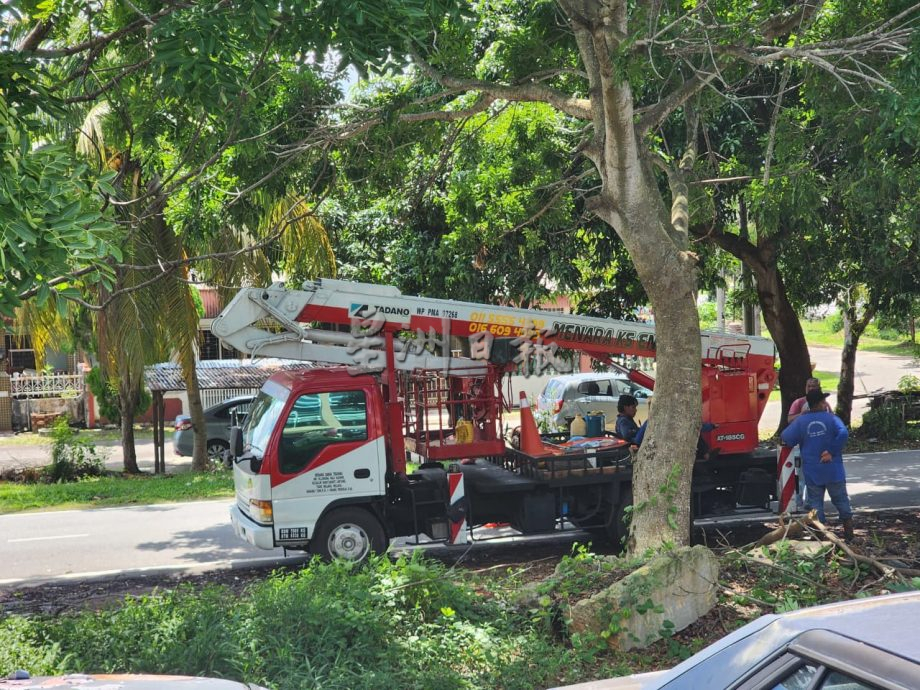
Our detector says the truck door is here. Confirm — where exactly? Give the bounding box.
[270,388,386,545]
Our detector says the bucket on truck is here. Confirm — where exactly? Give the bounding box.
[584,413,606,437]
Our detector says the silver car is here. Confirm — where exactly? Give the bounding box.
[536,372,652,432]
[555,590,920,689]
[173,395,254,461]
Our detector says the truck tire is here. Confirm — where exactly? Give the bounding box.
[310,507,386,563]
[601,488,632,551]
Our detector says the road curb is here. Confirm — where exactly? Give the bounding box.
[0,554,309,590]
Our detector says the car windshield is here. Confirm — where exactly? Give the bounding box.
[243,389,287,456]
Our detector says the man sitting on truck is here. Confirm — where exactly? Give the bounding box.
[615,394,640,442]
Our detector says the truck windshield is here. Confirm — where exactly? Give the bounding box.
[242,391,286,456]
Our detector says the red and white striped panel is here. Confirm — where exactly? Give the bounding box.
[776,445,796,514]
[447,472,469,544]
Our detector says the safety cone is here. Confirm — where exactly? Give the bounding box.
[518,392,545,455]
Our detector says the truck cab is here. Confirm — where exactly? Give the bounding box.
[230,368,388,559]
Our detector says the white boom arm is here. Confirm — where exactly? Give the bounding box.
[211,278,775,369]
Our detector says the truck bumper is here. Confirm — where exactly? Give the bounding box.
[230,505,275,550]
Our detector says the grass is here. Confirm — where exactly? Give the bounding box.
[799,319,919,357]
[0,471,234,514]
[0,426,154,447]
[2,543,917,689]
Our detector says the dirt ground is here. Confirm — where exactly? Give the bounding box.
[4,510,919,619]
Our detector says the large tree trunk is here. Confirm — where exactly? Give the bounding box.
[596,176,701,555]
[700,231,811,433]
[755,265,811,435]
[559,0,704,553]
[836,301,875,426]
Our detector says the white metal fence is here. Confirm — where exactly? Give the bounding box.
[11,373,84,399]
[200,387,258,409]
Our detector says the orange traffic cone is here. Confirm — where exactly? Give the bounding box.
[519,392,545,456]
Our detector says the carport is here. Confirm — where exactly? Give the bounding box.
[144,359,307,473]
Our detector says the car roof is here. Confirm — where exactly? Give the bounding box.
[658,591,920,687]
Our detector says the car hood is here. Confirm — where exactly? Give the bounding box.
[1,674,268,689]
[550,670,668,690]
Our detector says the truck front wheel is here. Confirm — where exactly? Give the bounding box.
[310,507,386,563]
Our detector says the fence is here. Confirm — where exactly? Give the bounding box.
[10,373,85,399]
[200,387,259,409]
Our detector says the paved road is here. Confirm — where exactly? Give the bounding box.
[3,448,919,587]
[0,500,305,586]
[758,345,918,433]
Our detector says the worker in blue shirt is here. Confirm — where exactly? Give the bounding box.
[780,388,854,542]
[615,394,640,443]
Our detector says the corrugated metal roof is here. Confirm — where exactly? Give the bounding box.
[198,287,223,319]
[144,358,311,392]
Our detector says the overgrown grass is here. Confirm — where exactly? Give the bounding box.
[799,319,919,356]
[0,553,635,689]
[4,545,915,689]
[0,472,233,514]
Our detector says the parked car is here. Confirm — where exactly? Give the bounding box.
[555,590,920,689]
[173,395,254,461]
[536,372,652,432]
[2,672,268,688]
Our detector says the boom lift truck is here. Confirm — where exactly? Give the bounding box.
[212,278,777,560]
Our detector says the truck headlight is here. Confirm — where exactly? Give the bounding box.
[249,498,273,524]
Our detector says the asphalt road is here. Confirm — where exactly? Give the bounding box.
[3,448,920,587]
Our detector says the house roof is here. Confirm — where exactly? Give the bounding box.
[144,358,311,392]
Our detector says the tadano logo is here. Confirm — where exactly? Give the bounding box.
[349,303,410,317]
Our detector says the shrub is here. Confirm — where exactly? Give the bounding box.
[826,312,844,334]
[45,417,105,482]
[898,375,920,394]
[859,405,905,439]
[85,367,151,426]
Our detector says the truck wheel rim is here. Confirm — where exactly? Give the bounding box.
[328,523,370,561]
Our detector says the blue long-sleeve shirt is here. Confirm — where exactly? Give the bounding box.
[615,414,639,442]
[780,410,848,485]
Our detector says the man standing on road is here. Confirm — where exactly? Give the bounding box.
[788,376,833,424]
[781,388,854,542]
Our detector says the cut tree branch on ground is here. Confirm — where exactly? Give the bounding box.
[745,512,920,581]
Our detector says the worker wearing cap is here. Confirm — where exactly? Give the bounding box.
[781,388,854,542]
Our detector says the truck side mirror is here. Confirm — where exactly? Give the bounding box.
[230,426,244,458]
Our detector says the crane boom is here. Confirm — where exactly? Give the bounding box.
[211,278,774,366]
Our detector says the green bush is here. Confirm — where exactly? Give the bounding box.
[45,417,105,483]
[698,302,717,329]
[85,367,151,426]
[898,375,920,393]
[826,313,844,334]
[0,553,580,689]
[860,405,906,439]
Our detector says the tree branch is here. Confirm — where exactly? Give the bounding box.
[411,54,592,121]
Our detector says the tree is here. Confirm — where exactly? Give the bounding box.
[6,0,344,469]
[319,0,918,551]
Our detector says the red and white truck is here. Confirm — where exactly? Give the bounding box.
[211,278,777,560]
